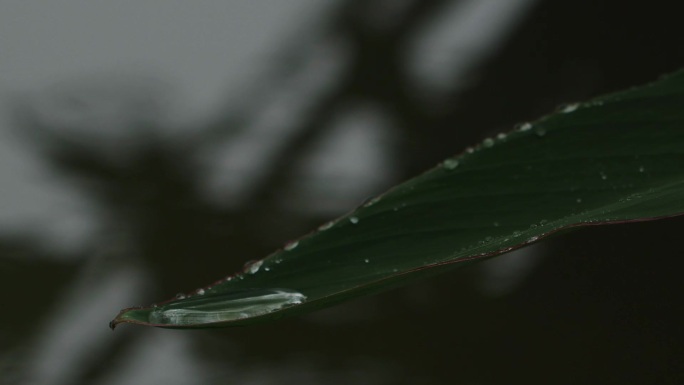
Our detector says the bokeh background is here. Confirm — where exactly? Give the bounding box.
[2,1,684,384]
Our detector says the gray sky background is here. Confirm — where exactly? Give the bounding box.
[0,0,327,251]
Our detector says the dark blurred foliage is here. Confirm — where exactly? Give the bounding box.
[3,0,684,384]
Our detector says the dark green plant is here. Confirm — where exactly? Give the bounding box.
[112,70,684,329]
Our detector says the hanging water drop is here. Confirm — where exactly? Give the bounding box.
[349,216,359,224]
[284,241,299,251]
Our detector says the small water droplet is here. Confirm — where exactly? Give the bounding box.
[493,221,500,227]
[560,103,579,113]
[517,122,533,131]
[244,260,263,274]
[197,289,205,295]
[576,198,582,203]
[600,172,607,180]
[466,147,475,154]
[363,196,381,207]
[284,241,299,251]
[318,221,334,231]
[513,231,522,237]
[535,127,546,137]
[349,216,359,224]
[264,267,270,272]
[638,166,645,173]
[175,293,186,300]
[497,132,507,140]
[528,236,539,242]
[442,158,459,170]
[539,219,548,225]
[483,137,494,148]
[364,258,370,263]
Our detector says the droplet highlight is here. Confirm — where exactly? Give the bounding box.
[349,216,359,224]
[284,241,299,251]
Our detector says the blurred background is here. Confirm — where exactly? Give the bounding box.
[1,1,684,384]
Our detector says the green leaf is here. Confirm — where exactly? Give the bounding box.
[111,71,684,329]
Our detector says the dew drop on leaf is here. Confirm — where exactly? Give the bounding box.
[284,241,299,251]
[318,221,334,231]
[560,103,579,113]
[442,159,459,170]
[516,122,532,131]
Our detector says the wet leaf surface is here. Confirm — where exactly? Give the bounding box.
[112,70,684,328]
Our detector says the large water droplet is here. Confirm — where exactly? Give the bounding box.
[149,289,307,325]
[442,159,459,170]
[284,241,299,251]
[349,216,359,224]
